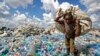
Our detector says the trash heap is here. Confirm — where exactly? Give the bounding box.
[0,34,100,56]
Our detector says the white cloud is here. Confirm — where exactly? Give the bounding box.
[0,18,16,28]
[0,11,40,28]
[4,0,33,8]
[0,2,10,17]
[41,0,59,13]
[0,0,42,28]
[0,5,42,29]
[43,13,54,22]
[80,0,100,14]
[0,2,9,12]
[59,2,78,11]
[41,0,79,13]
[80,0,100,28]
[0,2,11,28]
[3,11,10,15]
[33,15,41,22]
[0,13,26,28]
[13,14,27,21]
[11,12,40,28]
[42,13,54,28]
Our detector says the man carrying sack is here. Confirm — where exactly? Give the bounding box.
[55,6,92,56]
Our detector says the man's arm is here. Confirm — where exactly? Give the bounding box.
[55,11,65,24]
[75,19,81,37]
[54,15,62,22]
[55,15,64,24]
[55,8,64,24]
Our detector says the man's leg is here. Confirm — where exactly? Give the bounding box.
[70,36,79,56]
[70,38,74,54]
[74,47,79,56]
[65,34,70,55]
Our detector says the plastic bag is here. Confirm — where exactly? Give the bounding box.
[55,7,92,35]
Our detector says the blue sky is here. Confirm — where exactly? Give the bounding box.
[8,0,86,19]
[0,0,100,28]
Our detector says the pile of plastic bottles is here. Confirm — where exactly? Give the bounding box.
[0,34,100,56]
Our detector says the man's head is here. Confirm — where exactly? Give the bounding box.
[63,11,74,24]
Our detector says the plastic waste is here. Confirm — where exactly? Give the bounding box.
[0,34,100,56]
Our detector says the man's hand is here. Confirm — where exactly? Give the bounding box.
[55,8,65,24]
[58,8,64,17]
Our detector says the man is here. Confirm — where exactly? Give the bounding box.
[55,7,81,56]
